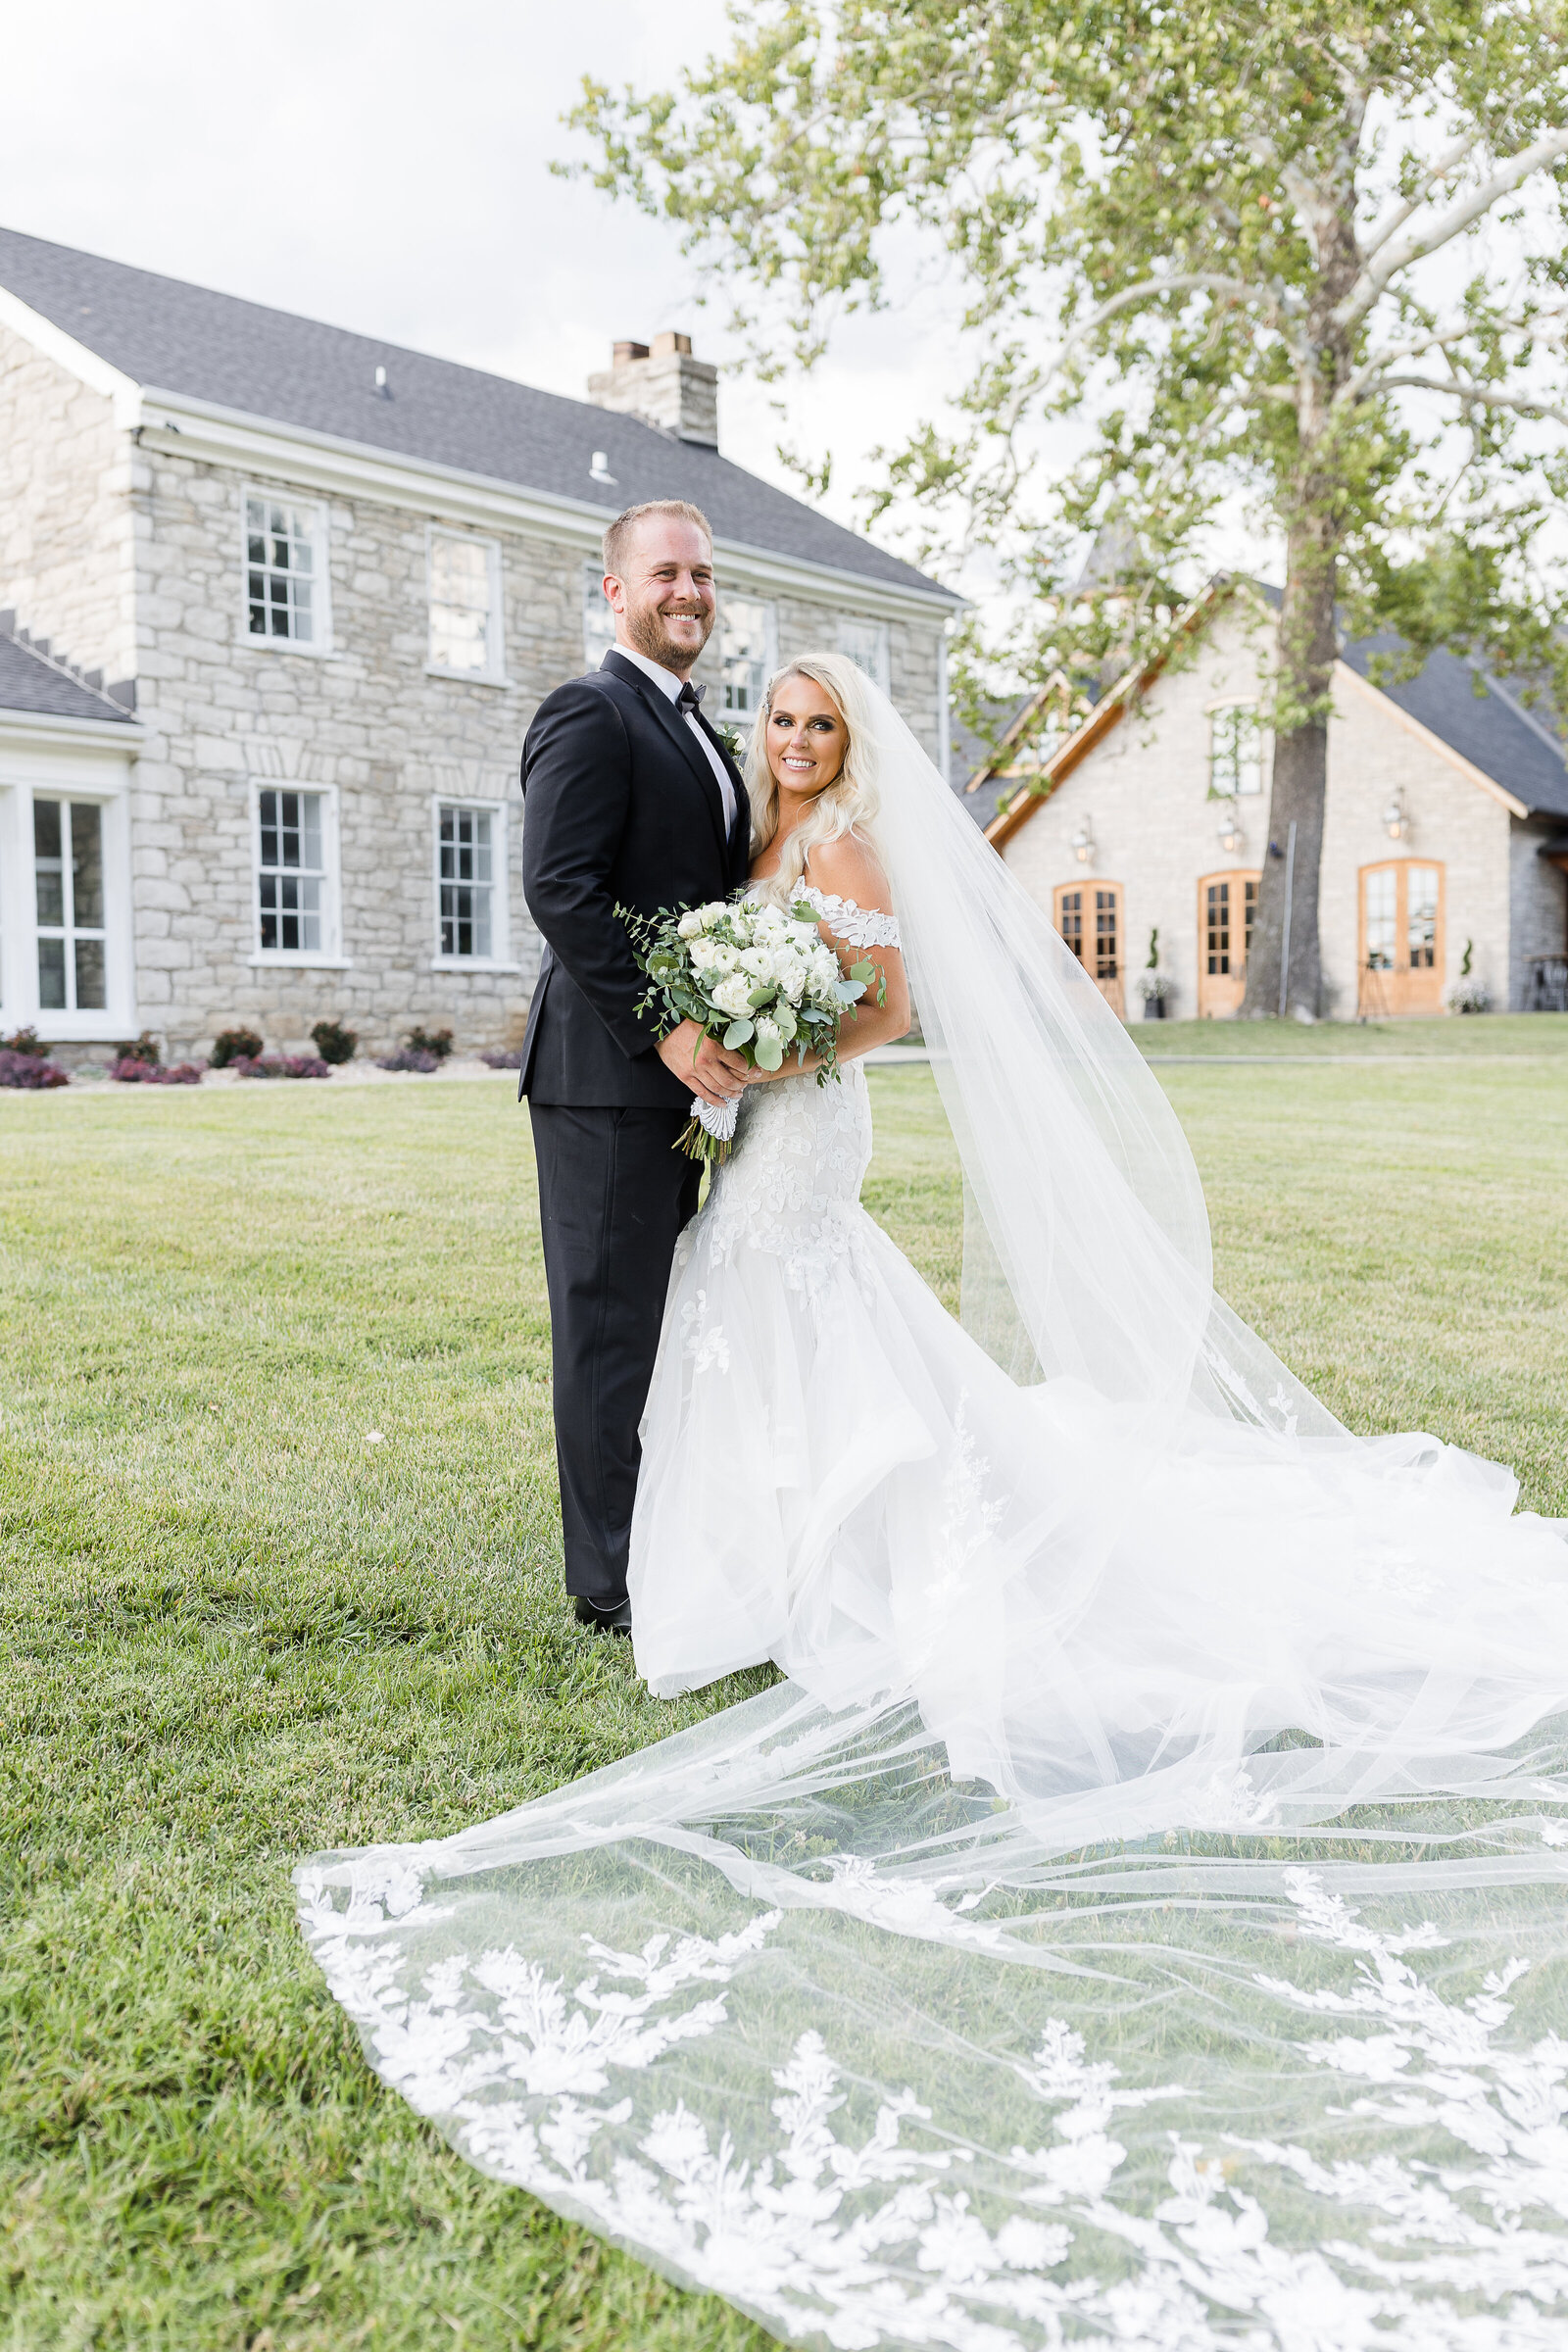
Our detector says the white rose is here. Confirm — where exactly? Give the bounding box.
[677,910,705,939]
[754,906,788,938]
[775,953,808,1004]
[698,901,730,930]
[710,974,755,1019]
[755,1015,781,1046]
[688,936,722,970]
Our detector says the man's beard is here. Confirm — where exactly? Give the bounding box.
[624,600,713,673]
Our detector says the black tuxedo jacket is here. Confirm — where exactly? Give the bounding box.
[518,648,753,1106]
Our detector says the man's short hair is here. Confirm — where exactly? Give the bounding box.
[602,500,713,577]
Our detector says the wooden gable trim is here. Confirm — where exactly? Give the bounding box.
[984,578,1237,850]
[960,671,1071,796]
[1331,661,1530,820]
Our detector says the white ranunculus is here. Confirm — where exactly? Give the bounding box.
[698,901,730,929]
[688,937,723,970]
[737,947,774,979]
[710,974,755,1019]
[677,910,705,939]
[775,954,808,1004]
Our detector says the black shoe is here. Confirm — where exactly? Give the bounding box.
[571,1593,632,1636]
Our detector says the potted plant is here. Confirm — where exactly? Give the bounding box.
[1138,928,1172,1020]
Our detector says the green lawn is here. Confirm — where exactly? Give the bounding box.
[3,1055,1566,2350]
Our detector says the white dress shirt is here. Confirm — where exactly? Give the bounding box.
[608,643,738,834]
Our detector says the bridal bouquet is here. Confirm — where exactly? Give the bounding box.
[618,893,882,1161]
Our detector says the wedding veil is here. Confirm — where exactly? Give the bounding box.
[297,669,1568,2351]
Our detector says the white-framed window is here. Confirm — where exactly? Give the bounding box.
[838,615,891,693]
[253,786,342,962]
[437,803,494,959]
[0,763,135,1037]
[720,596,776,718]
[244,489,331,651]
[1208,702,1264,797]
[429,532,503,677]
[33,795,107,1011]
[582,561,617,670]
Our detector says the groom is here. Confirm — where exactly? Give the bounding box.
[518,501,754,1632]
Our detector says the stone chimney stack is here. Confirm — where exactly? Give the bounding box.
[587,332,719,449]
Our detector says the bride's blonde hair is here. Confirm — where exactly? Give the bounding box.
[744,653,882,906]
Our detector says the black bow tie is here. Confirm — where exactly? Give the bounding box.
[676,679,706,712]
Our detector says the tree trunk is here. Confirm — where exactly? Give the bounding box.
[1242,523,1339,1020]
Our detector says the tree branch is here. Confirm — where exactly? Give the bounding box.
[1359,133,1477,262]
[1048,271,1283,381]
[1374,372,1568,429]
[1339,127,1568,328]
[1339,305,1568,406]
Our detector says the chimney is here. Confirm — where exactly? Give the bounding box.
[588,331,719,449]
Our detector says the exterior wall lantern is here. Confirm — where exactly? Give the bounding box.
[1070,817,1097,865]
[1383,787,1410,841]
[1216,801,1245,857]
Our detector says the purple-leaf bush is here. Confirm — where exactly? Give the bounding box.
[375,1048,441,1073]
[111,1057,204,1085]
[0,1047,69,1089]
[210,1027,265,1068]
[232,1054,333,1081]
[480,1047,524,1069]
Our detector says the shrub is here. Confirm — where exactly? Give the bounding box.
[1448,981,1493,1015]
[111,1030,161,1067]
[111,1058,204,1085]
[311,1018,359,1065]
[404,1025,454,1060]
[1,1027,48,1057]
[232,1054,332,1081]
[0,1048,69,1090]
[375,1048,441,1074]
[480,1047,524,1069]
[210,1027,265,1068]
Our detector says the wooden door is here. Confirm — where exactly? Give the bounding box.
[1358,860,1445,1016]
[1054,880,1126,1017]
[1197,870,1259,1018]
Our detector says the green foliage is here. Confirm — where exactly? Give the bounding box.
[0,1053,1565,2342]
[568,3,1568,721]
[310,1018,359,1066]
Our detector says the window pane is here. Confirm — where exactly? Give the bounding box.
[74,938,106,1010]
[244,495,319,644]
[1365,870,1397,968]
[258,791,327,953]
[721,598,772,717]
[1094,888,1119,981]
[430,537,495,671]
[1407,866,1439,969]
[839,617,890,691]
[1205,881,1231,975]
[34,798,65,927]
[436,805,494,957]
[71,804,104,928]
[37,936,67,1008]
[1057,891,1083,960]
[1210,706,1262,798]
[1244,878,1257,962]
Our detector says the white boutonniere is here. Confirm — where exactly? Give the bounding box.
[713,722,746,762]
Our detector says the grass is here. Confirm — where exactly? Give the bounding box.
[3,1054,1567,2350]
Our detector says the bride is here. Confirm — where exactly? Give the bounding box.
[300,654,1568,2352]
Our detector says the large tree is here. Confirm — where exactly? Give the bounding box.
[571,3,1568,1016]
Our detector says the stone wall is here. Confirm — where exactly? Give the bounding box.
[0,323,135,684]
[1508,818,1568,1010]
[1001,608,1514,1021]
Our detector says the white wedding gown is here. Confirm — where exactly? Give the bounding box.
[299,699,1568,2351]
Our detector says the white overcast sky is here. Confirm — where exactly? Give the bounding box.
[0,0,968,562]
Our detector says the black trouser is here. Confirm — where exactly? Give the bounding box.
[528,1103,700,1610]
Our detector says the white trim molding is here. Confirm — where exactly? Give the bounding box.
[0,734,137,1039]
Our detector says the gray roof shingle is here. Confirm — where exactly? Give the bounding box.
[0,225,954,604]
[1340,630,1568,820]
[0,628,135,723]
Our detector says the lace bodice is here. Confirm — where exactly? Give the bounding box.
[794,886,901,950]
[697,1062,874,1296]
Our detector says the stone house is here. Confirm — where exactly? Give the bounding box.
[0,226,957,1058]
[970,582,1568,1019]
